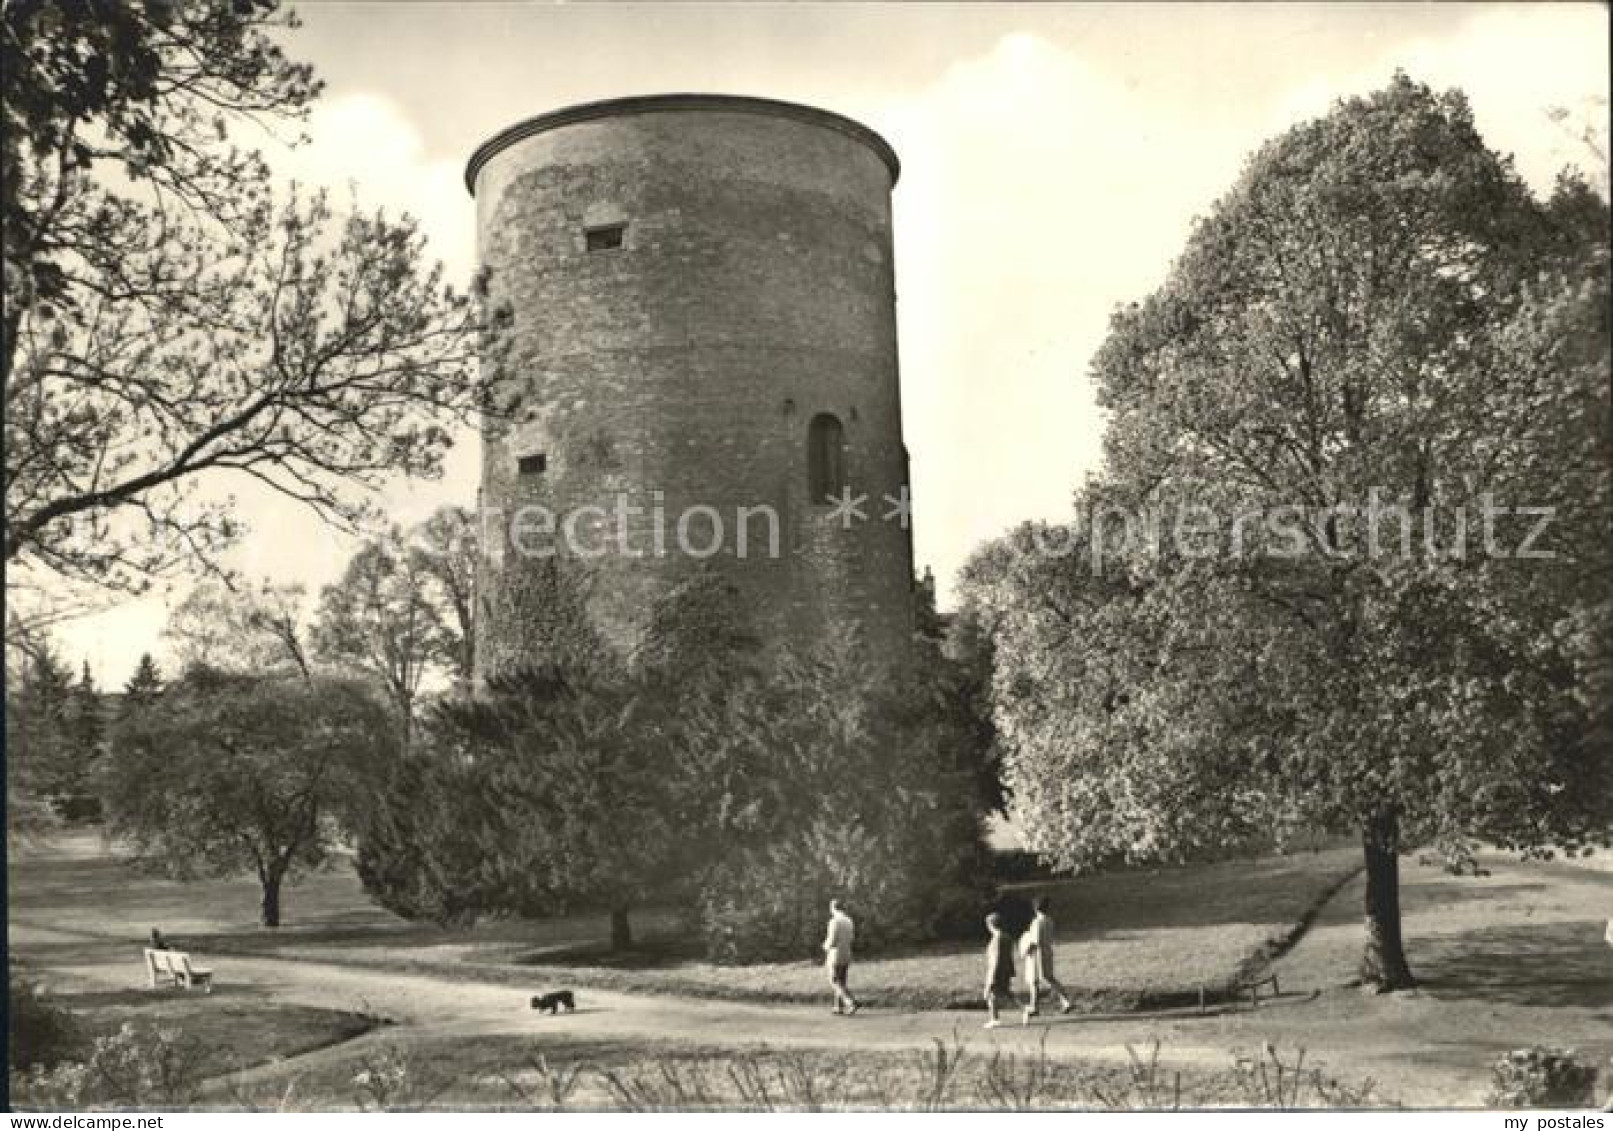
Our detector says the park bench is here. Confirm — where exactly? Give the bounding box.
[1236,970,1279,1007]
[1197,970,1280,1013]
[143,947,213,993]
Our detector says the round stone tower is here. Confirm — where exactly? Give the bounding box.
[466,94,913,679]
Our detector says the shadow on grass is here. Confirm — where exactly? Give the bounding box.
[1414,919,1613,1008]
[508,936,704,970]
[1001,847,1363,935]
[1400,879,1551,912]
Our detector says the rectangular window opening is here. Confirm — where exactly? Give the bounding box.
[517,453,547,475]
[586,223,626,252]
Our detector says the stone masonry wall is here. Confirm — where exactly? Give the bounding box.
[469,99,914,679]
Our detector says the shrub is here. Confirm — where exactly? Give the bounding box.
[697,832,838,964]
[543,1038,1386,1111]
[7,977,81,1069]
[350,1044,449,1112]
[694,635,993,962]
[1488,1047,1599,1108]
[697,811,986,964]
[354,749,511,927]
[10,1023,204,1110]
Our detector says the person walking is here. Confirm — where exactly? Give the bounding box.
[1021,895,1075,1023]
[823,899,860,1016]
[983,911,1014,1028]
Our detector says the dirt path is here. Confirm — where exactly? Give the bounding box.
[20,920,1241,1079]
[14,850,1611,1107]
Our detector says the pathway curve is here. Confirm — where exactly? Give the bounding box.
[14,851,1611,1108]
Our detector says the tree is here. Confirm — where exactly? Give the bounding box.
[121,653,163,714]
[105,669,394,926]
[164,578,310,678]
[453,669,690,950]
[5,644,75,833]
[916,566,1006,817]
[692,628,994,960]
[63,659,105,796]
[356,573,994,959]
[3,1,501,594]
[966,76,1612,990]
[357,571,748,941]
[2,1,319,244]
[312,530,445,743]
[409,505,478,689]
[355,665,693,944]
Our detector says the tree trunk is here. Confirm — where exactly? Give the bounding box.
[1359,808,1415,990]
[261,869,284,928]
[610,906,632,951]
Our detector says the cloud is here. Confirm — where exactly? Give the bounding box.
[271,92,476,285]
[862,14,1609,602]
[268,93,482,535]
[43,95,480,685]
[1274,5,1610,195]
[862,34,1254,600]
[214,91,479,591]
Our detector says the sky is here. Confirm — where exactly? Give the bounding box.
[42,1,1611,686]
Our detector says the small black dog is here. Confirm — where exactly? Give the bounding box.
[529,990,576,1015]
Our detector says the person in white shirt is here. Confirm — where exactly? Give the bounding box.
[984,911,1015,1028]
[1021,895,1075,1023]
[822,899,860,1016]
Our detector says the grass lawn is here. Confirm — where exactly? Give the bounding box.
[14,834,1612,1109]
[10,831,1362,1011]
[455,846,1366,1010]
[10,978,381,1081]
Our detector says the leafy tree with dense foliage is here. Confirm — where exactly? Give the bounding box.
[105,668,394,926]
[3,0,498,596]
[429,668,694,949]
[963,75,1612,990]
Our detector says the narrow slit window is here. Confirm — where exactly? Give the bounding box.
[807,413,846,504]
[586,223,626,252]
[517,452,547,476]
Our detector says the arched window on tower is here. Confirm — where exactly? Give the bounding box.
[807,413,846,504]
